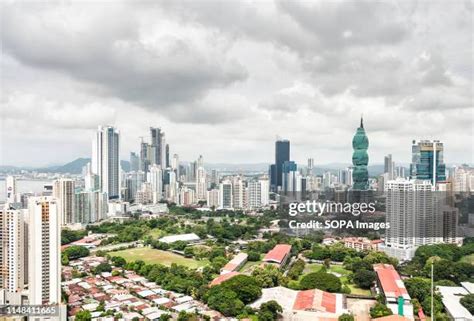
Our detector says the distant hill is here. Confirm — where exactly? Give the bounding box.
[0,158,131,174]
[39,158,91,174]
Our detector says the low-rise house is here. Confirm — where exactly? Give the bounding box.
[343,237,383,251]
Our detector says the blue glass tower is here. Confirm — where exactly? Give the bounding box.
[352,117,369,190]
[274,139,290,191]
[410,140,446,185]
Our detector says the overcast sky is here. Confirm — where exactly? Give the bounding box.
[1,0,472,167]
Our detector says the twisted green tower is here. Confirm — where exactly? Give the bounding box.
[352,117,369,190]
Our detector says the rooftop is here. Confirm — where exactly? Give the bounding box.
[158,233,200,244]
[373,264,410,300]
[210,271,240,286]
[437,283,473,320]
[263,244,292,264]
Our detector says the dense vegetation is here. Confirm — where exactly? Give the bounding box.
[61,229,87,245]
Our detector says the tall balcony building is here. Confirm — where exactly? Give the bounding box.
[0,205,25,304]
[149,164,163,204]
[28,196,61,305]
[196,167,207,201]
[53,178,75,225]
[92,125,120,199]
[383,179,443,261]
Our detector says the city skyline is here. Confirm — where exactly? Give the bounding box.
[1,1,472,167]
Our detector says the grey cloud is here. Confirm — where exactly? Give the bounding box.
[1,3,247,123]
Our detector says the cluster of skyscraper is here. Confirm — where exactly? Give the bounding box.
[0,193,63,314]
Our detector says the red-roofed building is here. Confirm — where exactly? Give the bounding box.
[343,237,383,252]
[293,289,337,313]
[210,272,240,286]
[221,253,248,274]
[250,286,346,319]
[373,264,414,320]
[263,244,292,266]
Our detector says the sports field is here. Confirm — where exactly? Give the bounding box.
[109,247,208,268]
[460,254,474,265]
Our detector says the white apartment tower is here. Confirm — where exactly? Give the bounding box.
[92,125,120,199]
[53,178,75,225]
[248,178,270,209]
[232,177,245,209]
[383,179,443,261]
[196,167,207,200]
[28,196,61,305]
[0,206,25,304]
[149,164,163,204]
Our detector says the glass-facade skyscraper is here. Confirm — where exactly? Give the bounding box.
[352,117,369,190]
[410,140,446,185]
[274,139,290,191]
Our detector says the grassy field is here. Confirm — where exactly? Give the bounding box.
[109,247,208,268]
[303,263,350,276]
[241,260,262,273]
[302,263,371,296]
[460,254,474,265]
[146,228,165,239]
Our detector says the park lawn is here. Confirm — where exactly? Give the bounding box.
[109,247,208,268]
[301,263,371,296]
[347,284,372,296]
[460,254,474,265]
[303,263,350,276]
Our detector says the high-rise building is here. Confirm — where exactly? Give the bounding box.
[210,169,219,188]
[383,179,443,261]
[207,189,220,208]
[274,139,290,192]
[5,176,17,204]
[75,190,107,223]
[130,152,140,172]
[307,158,314,176]
[352,117,369,190]
[53,178,75,225]
[0,205,25,304]
[232,176,245,209]
[28,196,61,305]
[165,144,170,168]
[179,187,195,206]
[219,181,233,209]
[196,167,207,200]
[282,161,298,193]
[410,140,446,185]
[166,171,178,203]
[92,125,120,199]
[384,154,394,180]
[140,140,150,173]
[248,178,270,209]
[150,127,164,166]
[149,164,163,204]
